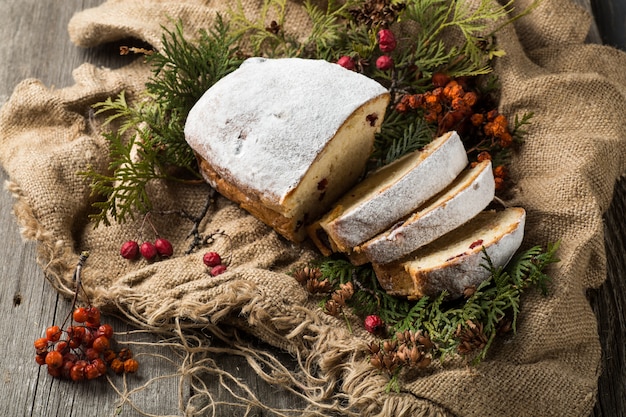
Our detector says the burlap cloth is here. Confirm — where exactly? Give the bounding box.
[1,0,626,415]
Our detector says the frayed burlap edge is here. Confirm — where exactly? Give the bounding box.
[4,178,452,416]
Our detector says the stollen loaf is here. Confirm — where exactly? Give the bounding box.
[185,57,390,242]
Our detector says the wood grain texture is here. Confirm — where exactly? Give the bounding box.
[0,1,623,416]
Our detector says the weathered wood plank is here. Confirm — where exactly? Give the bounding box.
[0,1,184,416]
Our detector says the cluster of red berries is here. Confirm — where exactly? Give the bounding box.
[336,28,397,72]
[120,237,173,261]
[203,251,227,276]
[34,306,138,381]
[396,73,516,190]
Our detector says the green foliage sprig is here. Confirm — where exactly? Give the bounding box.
[82,16,242,226]
[312,241,560,364]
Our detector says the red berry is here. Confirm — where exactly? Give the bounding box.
[210,264,228,276]
[140,241,158,260]
[124,358,139,373]
[34,337,49,352]
[70,363,85,381]
[120,240,140,260]
[336,55,356,70]
[82,330,95,348]
[35,354,47,366]
[84,363,101,380]
[364,314,384,335]
[203,252,222,267]
[93,358,107,375]
[377,29,397,52]
[47,365,62,377]
[92,336,110,353]
[61,360,75,379]
[73,307,88,323]
[375,55,394,71]
[154,237,173,258]
[45,351,64,369]
[86,307,101,326]
[46,325,62,342]
[96,324,114,340]
[432,72,451,88]
[85,348,100,361]
[55,341,69,354]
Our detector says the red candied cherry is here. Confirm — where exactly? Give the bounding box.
[377,29,397,52]
[46,325,62,342]
[154,237,173,258]
[120,240,140,260]
[375,55,394,71]
[337,55,356,71]
[140,241,158,261]
[210,264,228,276]
[364,314,385,335]
[203,252,222,268]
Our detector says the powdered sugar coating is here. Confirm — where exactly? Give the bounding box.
[184,58,389,206]
[357,160,495,264]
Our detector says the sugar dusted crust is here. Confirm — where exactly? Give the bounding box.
[185,58,390,242]
[316,131,468,251]
[373,207,526,299]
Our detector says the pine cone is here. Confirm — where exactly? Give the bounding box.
[293,266,322,285]
[306,278,332,294]
[456,320,489,355]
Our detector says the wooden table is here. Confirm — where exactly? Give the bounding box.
[1,1,624,416]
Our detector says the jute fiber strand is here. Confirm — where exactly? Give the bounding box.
[1,0,626,415]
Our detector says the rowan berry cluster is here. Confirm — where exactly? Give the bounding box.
[396,74,517,190]
[34,306,139,381]
[120,213,174,261]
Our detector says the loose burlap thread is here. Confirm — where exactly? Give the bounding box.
[1,0,626,415]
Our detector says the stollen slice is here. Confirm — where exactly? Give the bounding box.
[354,160,495,264]
[372,207,526,299]
[308,131,468,255]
